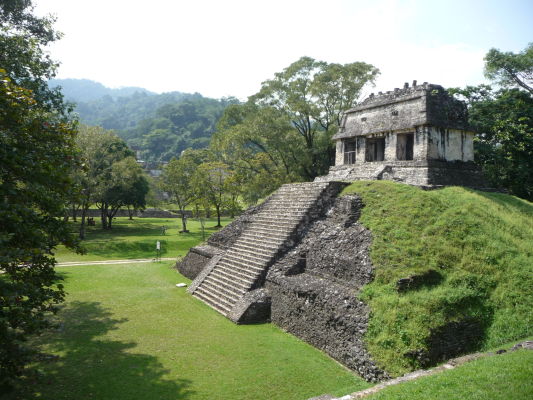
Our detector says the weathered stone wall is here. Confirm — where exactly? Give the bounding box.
[334,83,469,140]
[266,195,388,382]
[319,160,488,189]
[177,245,223,280]
[427,128,475,162]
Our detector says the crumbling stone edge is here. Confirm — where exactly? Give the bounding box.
[308,341,533,400]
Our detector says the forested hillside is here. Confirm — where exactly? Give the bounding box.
[49,79,237,163]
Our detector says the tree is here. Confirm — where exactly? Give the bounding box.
[251,56,379,179]
[100,157,149,229]
[192,162,232,227]
[451,85,533,200]
[0,70,79,388]
[75,125,133,235]
[212,103,304,204]
[0,1,80,388]
[484,43,533,94]
[160,151,199,232]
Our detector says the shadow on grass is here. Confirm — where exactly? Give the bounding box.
[13,301,193,400]
[464,188,533,216]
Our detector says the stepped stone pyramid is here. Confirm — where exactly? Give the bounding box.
[187,182,339,321]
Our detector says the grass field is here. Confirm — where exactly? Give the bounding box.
[7,262,369,400]
[6,184,532,399]
[366,346,533,399]
[54,217,233,262]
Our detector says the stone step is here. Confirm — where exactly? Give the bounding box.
[204,273,248,294]
[209,268,252,290]
[196,281,240,306]
[200,278,242,302]
[231,242,277,258]
[235,236,283,251]
[216,261,259,282]
[242,226,292,238]
[248,222,294,233]
[191,181,334,317]
[218,257,264,277]
[193,289,232,315]
[252,216,301,226]
[263,200,316,208]
[224,251,269,268]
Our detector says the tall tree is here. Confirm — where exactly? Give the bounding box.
[192,162,232,227]
[484,43,533,94]
[451,85,533,201]
[160,151,200,233]
[0,1,79,388]
[100,157,149,229]
[251,57,379,178]
[0,72,78,388]
[75,125,133,235]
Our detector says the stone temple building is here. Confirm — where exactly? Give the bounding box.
[316,81,487,188]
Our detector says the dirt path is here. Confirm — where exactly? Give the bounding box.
[56,258,176,267]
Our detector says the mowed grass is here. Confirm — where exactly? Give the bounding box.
[366,347,533,400]
[54,217,233,262]
[8,262,369,400]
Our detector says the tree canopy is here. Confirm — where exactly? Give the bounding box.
[211,57,379,200]
[484,43,533,94]
[0,0,81,388]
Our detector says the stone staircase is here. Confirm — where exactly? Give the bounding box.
[189,182,334,319]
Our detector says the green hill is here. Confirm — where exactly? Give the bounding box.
[342,181,533,376]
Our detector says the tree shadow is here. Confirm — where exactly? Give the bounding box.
[463,188,533,216]
[9,301,194,400]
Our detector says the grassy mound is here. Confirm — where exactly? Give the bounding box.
[342,181,533,376]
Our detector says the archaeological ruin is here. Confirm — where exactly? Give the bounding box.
[315,81,488,188]
[177,83,489,381]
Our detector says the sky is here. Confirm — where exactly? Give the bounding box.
[34,0,533,100]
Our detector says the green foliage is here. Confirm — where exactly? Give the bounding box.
[484,43,533,94]
[74,125,141,233]
[212,57,379,199]
[342,182,533,376]
[192,161,235,227]
[0,0,80,388]
[160,151,201,231]
[51,78,239,164]
[450,85,533,200]
[0,70,78,388]
[251,56,379,179]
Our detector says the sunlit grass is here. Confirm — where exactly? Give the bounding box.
[343,181,533,376]
[8,262,369,400]
[55,217,233,262]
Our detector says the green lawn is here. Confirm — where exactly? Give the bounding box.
[366,348,533,400]
[8,262,369,400]
[55,217,233,262]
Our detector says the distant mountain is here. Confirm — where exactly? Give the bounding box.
[49,78,239,163]
[49,78,154,103]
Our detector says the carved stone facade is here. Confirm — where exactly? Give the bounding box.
[317,82,488,188]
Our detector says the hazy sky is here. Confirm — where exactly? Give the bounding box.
[35,0,532,100]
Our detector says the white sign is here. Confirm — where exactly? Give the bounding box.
[156,241,160,250]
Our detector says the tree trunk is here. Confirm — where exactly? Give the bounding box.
[127,205,134,220]
[180,208,189,233]
[215,205,221,227]
[100,205,108,230]
[79,205,87,239]
[72,203,78,222]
